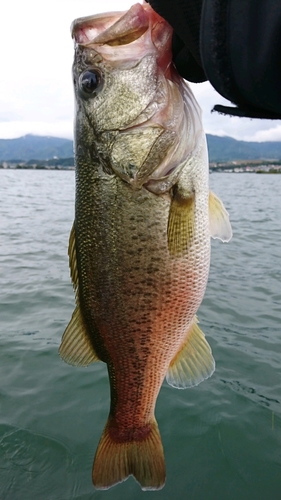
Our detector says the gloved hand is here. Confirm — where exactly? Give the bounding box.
[148,0,206,83]
[147,0,281,119]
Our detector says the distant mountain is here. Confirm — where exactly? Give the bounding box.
[206,134,281,162]
[0,134,73,161]
[1,133,281,163]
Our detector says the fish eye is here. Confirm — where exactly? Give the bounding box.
[78,69,103,97]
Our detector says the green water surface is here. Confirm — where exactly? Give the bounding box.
[0,171,280,499]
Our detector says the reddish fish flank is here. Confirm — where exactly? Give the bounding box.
[60,2,232,491]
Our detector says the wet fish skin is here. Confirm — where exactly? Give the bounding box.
[59,2,232,491]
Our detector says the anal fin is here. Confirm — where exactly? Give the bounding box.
[166,316,215,388]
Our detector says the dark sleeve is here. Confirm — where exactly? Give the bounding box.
[148,0,281,119]
[148,0,206,83]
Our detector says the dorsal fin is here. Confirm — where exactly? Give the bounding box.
[59,222,100,366]
[166,316,215,388]
[209,191,232,242]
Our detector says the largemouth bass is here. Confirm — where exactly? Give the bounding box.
[59,2,232,491]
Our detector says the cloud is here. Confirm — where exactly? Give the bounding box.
[1,0,281,142]
[244,125,281,142]
[0,121,73,140]
[0,0,134,139]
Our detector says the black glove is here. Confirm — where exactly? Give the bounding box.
[148,0,281,119]
[148,0,206,83]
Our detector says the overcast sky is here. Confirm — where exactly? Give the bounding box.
[1,0,281,142]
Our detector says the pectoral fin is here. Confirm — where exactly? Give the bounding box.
[167,191,195,257]
[59,223,100,366]
[166,316,215,388]
[209,191,232,242]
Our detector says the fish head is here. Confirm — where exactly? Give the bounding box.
[72,3,203,192]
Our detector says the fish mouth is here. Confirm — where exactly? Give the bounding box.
[71,4,149,46]
[71,3,173,72]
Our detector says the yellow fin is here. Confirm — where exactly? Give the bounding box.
[59,305,100,366]
[166,317,215,388]
[92,417,165,491]
[167,192,195,257]
[209,191,232,242]
[59,223,100,366]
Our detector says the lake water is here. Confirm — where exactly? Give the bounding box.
[0,170,280,500]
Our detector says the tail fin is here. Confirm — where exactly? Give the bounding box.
[92,418,166,491]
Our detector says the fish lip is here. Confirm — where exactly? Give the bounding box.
[71,11,124,41]
[71,4,150,46]
[71,3,173,82]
